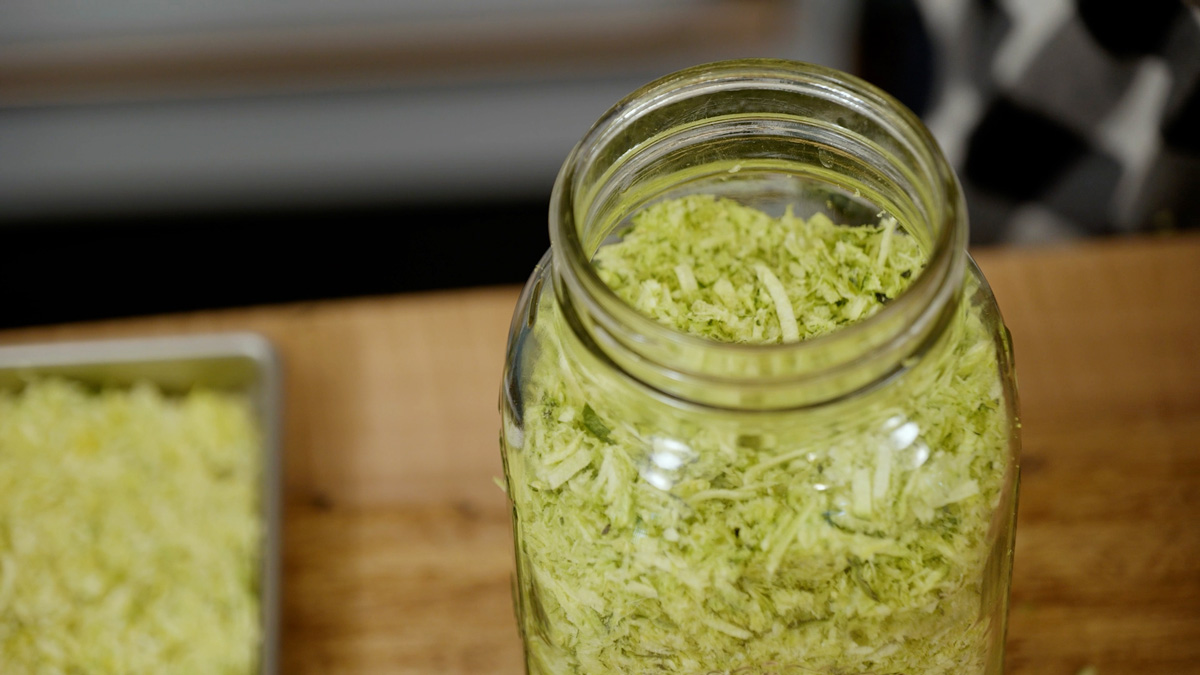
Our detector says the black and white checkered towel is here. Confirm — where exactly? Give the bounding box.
[903,0,1198,243]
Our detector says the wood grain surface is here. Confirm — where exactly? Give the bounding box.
[2,233,1198,674]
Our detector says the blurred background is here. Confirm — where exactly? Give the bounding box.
[2,0,1196,328]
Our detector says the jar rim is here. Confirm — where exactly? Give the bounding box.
[549,58,967,407]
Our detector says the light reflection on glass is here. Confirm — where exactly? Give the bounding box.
[642,436,696,490]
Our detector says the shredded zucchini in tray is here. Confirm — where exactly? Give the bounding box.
[0,379,261,673]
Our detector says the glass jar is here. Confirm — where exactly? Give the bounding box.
[500,59,1019,675]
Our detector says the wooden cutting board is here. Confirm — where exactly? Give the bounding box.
[3,233,1198,674]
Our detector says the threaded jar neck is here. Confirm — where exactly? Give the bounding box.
[549,59,967,410]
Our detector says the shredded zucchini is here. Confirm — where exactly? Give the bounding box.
[506,195,1011,674]
[0,380,261,673]
[593,195,922,343]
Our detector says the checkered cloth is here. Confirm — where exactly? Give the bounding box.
[909,0,1199,243]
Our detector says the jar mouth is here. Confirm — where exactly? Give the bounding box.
[549,59,966,408]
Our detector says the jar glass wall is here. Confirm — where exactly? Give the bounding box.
[500,59,1019,675]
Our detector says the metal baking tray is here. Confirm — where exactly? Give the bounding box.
[0,333,282,674]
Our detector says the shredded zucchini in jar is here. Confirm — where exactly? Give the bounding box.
[506,195,1010,674]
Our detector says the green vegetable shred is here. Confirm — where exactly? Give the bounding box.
[507,195,1010,674]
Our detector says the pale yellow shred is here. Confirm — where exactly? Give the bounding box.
[754,264,800,343]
